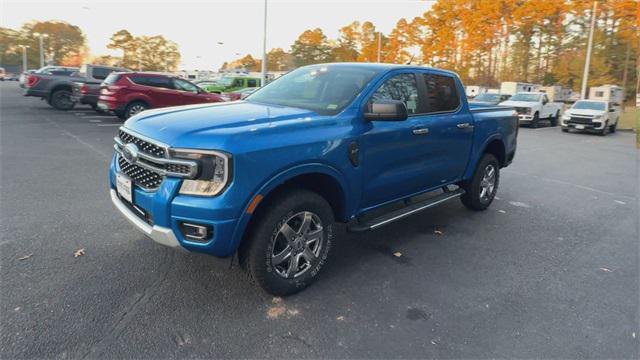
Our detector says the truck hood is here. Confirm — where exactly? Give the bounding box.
[498,100,537,107]
[123,101,320,150]
[563,109,605,117]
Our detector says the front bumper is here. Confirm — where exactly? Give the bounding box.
[109,155,240,256]
[110,189,183,249]
[561,118,605,130]
[518,114,533,123]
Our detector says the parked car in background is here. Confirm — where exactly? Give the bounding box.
[19,69,37,88]
[71,64,129,111]
[226,87,260,101]
[0,67,5,81]
[22,66,80,110]
[109,63,518,295]
[561,100,619,136]
[499,92,563,128]
[199,76,261,93]
[98,72,226,119]
[469,93,511,105]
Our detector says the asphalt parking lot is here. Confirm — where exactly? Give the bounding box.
[1,81,638,359]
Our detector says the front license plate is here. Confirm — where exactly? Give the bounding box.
[116,173,133,203]
[576,125,585,130]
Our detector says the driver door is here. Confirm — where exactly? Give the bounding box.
[173,78,207,105]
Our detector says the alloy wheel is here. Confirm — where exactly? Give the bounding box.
[271,211,324,279]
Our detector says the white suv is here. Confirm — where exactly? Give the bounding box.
[561,100,619,136]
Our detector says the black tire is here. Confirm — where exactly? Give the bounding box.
[609,120,617,133]
[49,89,75,110]
[561,127,569,133]
[550,111,559,127]
[124,101,148,119]
[530,112,539,128]
[240,189,334,296]
[114,110,126,120]
[598,121,609,136]
[460,153,500,211]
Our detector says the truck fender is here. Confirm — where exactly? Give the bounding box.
[463,133,504,180]
[226,163,350,255]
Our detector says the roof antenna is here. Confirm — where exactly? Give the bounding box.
[406,55,415,65]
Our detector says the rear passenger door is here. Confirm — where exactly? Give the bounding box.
[140,76,182,107]
[415,70,474,186]
[173,78,208,105]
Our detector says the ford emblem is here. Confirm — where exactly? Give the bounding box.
[122,143,139,164]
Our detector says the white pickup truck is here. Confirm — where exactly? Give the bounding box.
[560,99,620,136]
[499,92,563,128]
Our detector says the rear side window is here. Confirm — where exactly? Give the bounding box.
[131,76,173,89]
[421,74,460,113]
[92,67,113,80]
[247,79,257,87]
[103,73,121,85]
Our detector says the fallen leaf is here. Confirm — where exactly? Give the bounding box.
[272,297,282,304]
[267,306,286,319]
[73,248,86,258]
[393,251,402,257]
[336,316,345,321]
[18,254,33,261]
[599,267,613,273]
[434,230,443,235]
[614,200,626,205]
[498,210,506,214]
[287,309,299,316]
[632,332,636,339]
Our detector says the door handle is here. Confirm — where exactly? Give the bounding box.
[457,123,473,129]
[412,128,429,135]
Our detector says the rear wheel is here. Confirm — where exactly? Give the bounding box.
[50,89,75,110]
[240,189,334,296]
[530,112,539,128]
[124,101,148,119]
[460,154,500,211]
[609,120,617,133]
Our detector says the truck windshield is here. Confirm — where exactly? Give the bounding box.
[217,77,234,86]
[572,101,605,111]
[246,65,379,115]
[510,93,541,102]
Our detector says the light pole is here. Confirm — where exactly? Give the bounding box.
[260,0,268,86]
[18,45,29,73]
[580,1,597,99]
[376,32,382,63]
[33,33,48,68]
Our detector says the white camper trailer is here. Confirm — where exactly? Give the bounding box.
[589,85,624,105]
[465,85,487,98]
[500,82,540,96]
[539,86,572,103]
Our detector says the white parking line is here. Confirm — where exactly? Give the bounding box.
[81,115,114,119]
[89,120,102,123]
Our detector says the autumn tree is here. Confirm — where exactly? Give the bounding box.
[290,28,333,66]
[266,48,293,71]
[107,30,180,72]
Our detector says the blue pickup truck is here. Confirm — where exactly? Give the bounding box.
[109,63,518,295]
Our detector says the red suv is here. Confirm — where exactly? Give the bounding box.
[98,72,226,119]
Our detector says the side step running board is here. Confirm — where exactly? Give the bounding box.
[347,188,465,232]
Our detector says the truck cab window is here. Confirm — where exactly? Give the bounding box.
[371,73,419,114]
[421,74,460,113]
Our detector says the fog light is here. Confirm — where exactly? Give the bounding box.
[179,222,212,242]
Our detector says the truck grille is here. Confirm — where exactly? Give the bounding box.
[568,116,594,125]
[118,130,166,157]
[118,155,164,190]
[515,107,529,114]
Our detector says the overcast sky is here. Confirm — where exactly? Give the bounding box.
[2,0,433,70]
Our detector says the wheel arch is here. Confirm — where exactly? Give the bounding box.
[48,83,73,101]
[228,164,350,255]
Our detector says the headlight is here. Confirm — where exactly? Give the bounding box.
[173,149,231,196]
[525,108,531,114]
[562,115,571,120]
[593,115,604,120]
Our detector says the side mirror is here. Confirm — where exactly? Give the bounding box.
[364,100,408,121]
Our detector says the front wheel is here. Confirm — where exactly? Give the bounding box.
[609,120,617,133]
[599,121,609,136]
[460,154,500,211]
[530,112,539,128]
[240,189,334,296]
[50,89,75,110]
